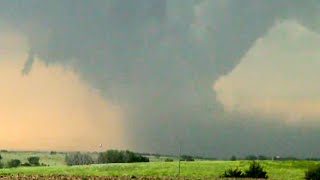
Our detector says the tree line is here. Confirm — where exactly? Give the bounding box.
[65,150,149,166]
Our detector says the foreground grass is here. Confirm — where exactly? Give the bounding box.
[0,160,318,180]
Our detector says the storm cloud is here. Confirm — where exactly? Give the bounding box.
[1,0,320,158]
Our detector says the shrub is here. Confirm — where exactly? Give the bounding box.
[65,152,94,166]
[164,158,174,162]
[180,155,194,161]
[220,168,244,178]
[244,161,268,179]
[97,150,149,164]
[230,155,237,161]
[305,165,320,180]
[27,156,40,166]
[21,162,31,167]
[41,163,48,166]
[50,151,57,155]
[220,161,268,179]
[7,159,21,168]
[0,162,3,169]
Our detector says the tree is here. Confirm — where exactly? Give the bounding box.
[180,155,194,161]
[27,156,40,166]
[230,155,237,161]
[97,150,149,164]
[7,159,21,168]
[65,152,94,166]
[50,151,57,155]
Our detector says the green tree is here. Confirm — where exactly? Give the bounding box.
[27,156,40,166]
[230,155,237,161]
[65,152,94,166]
[7,159,21,168]
[180,155,194,161]
[97,150,149,164]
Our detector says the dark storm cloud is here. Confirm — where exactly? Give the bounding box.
[1,0,320,157]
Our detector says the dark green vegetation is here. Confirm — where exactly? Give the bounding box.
[7,159,21,168]
[27,156,40,166]
[97,150,149,164]
[65,152,95,166]
[221,161,268,178]
[244,161,268,178]
[305,164,320,180]
[221,167,243,178]
[180,155,194,162]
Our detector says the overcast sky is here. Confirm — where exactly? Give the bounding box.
[1,0,320,158]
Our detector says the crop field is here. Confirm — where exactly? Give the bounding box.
[0,151,318,180]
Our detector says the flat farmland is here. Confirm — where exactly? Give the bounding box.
[0,159,317,180]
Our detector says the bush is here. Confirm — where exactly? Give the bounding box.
[21,162,31,167]
[27,156,40,166]
[65,152,94,166]
[220,161,268,179]
[50,151,57,155]
[97,150,149,164]
[0,162,3,169]
[164,158,174,162]
[244,161,268,179]
[7,159,21,168]
[220,168,244,178]
[305,165,320,180]
[41,163,48,166]
[230,155,237,161]
[180,155,194,161]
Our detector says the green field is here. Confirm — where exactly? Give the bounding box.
[0,151,65,166]
[0,151,318,180]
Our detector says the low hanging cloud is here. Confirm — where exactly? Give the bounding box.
[214,20,320,122]
[0,30,125,151]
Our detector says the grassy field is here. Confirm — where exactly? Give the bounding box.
[0,151,318,179]
[0,159,318,179]
[0,151,66,166]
